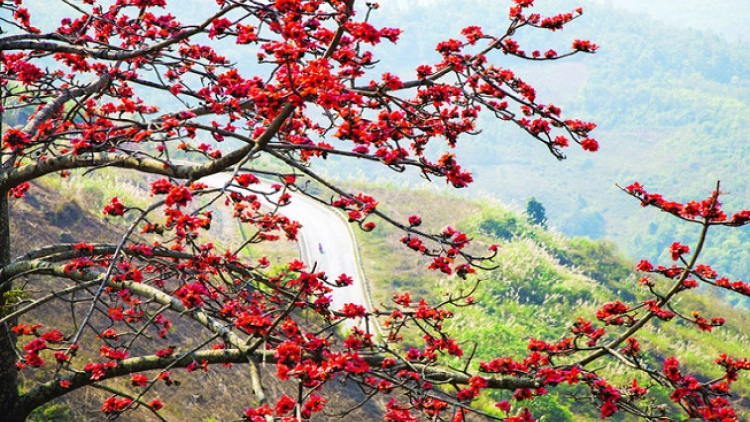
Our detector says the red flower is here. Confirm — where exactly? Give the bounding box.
[131,373,149,387]
[635,259,653,272]
[2,128,31,152]
[101,396,132,414]
[341,303,366,318]
[274,394,296,416]
[581,138,599,152]
[572,39,599,52]
[8,182,30,198]
[336,273,353,286]
[301,393,326,418]
[100,329,119,340]
[155,347,174,358]
[235,173,259,187]
[495,400,511,412]
[670,242,690,261]
[165,185,193,207]
[151,179,172,195]
[25,352,45,368]
[23,338,47,352]
[41,330,64,343]
[103,197,126,216]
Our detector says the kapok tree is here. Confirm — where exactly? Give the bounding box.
[2,0,747,421]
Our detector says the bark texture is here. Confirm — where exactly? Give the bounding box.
[0,191,24,421]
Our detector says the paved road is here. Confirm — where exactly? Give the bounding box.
[200,173,372,330]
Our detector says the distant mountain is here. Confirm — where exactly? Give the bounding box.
[599,0,750,42]
[330,0,750,280]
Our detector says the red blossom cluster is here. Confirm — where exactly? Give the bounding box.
[174,282,210,308]
[595,301,634,326]
[102,196,126,216]
[571,317,605,346]
[101,396,133,415]
[17,329,66,369]
[623,182,750,225]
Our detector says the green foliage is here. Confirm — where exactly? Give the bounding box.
[470,206,533,241]
[478,215,522,240]
[525,394,575,422]
[557,238,633,284]
[1,83,33,130]
[2,288,29,317]
[27,403,76,422]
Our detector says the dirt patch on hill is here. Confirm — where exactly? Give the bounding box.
[9,182,120,256]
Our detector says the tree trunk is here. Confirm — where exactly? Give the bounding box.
[0,191,23,421]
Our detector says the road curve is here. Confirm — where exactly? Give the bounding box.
[199,173,373,331]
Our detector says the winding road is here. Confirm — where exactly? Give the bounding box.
[200,173,375,331]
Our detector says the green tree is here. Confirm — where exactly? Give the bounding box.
[526,196,547,227]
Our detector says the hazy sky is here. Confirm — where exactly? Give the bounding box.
[378,0,749,43]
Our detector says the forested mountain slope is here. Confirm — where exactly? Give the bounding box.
[327,0,750,281]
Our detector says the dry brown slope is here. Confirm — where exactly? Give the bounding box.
[9,181,388,422]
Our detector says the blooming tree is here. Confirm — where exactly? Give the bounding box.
[3,0,747,421]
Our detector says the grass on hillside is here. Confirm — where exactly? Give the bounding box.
[342,180,750,422]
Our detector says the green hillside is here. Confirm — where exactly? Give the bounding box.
[347,181,750,421]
